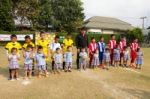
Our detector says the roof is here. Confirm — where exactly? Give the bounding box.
[84,16,134,31]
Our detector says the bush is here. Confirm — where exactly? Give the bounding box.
[57,32,121,45]
[126,28,144,45]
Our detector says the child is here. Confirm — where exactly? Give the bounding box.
[91,49,100,69]
[108,34,116,66]
[53,48,62,73]
[23,45,34,79]
[8,48,20,81]
[23,35,35,76]
[63,33,74,70]
[79,48,88,71]
[64,46,73,72]
[50,36,61,71]
[130,38,139,68]
[36,46,47,78]
[103,48,110,70]
[5,34,22,80]
[88,37,97,68]
[97,36,105,66]
[113,45,120,67]
[136,48,143,69]
[123,46,129,67]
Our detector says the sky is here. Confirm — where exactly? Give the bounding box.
[82,0,150,28]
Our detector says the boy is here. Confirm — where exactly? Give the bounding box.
[62,33,73,69]
[23,35,35,76]
[119,36,126,66]
[97,36,105,66]
[88,37,97,68]
[108,34,116,66]
[50,36,61,70]
[5,34,22,80]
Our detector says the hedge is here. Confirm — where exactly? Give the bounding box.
[57,33,121,45]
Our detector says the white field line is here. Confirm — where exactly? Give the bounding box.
[21,80,31,86]
[123,68,141,74]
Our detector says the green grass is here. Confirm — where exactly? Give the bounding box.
[0,47,150,99]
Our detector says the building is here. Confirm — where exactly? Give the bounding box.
[84,16,134,34]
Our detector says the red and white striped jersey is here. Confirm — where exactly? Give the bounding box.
[109,40,116,49]
[130,42,139,51]
[88,42,97,53]
[119,41,126,51]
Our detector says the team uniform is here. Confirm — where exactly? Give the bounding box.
[64,52,73,70]
[5,42,22,55]
[63,39,73,52]
[88,42,97,66]
[22,42,35,49]
[119,40,126,57]
[36,39,49,62]
[130,42,139,63]
[97,41,105,64]
[108,40,116,65]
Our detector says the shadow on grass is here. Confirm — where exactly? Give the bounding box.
[121,88,150,99]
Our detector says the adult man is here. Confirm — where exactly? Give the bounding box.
[75,27,88,69]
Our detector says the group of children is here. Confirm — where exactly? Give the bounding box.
[5,32,143,81]
[87,35,143,70]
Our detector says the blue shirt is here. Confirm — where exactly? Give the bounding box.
[36,53,46,66]
[98,42,105,52]
[64,52,72,62]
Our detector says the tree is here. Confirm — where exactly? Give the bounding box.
[38,0,53,31]
[51,0,84,32]
[126,28,144,44]
[0,0,15,31]
[16,0,40,29]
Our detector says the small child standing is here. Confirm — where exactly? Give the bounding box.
[64,46,73,72]
[136,48,143,69]
[53,48,62,73]
[103,48,110,70]
[36,46,47,78]
[23,45,34,79]
[123,46,129,67]
[8,48,20,81]
[79,48,88,71]
[113,45,120,67]
[91,49,100,69]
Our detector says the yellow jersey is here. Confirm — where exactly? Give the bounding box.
[36,39,49,55]
[5,42,22,54]
[22,42,35,49]
[63,39,73,52]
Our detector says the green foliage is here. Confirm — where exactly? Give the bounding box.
[37,0,53,30]
[51,0,84,32]
[0,0,15,31]
[57,32,120,45]
[126,28,144,44]
[16,0,40,28]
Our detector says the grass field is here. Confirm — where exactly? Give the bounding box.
[0,47,150,99]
